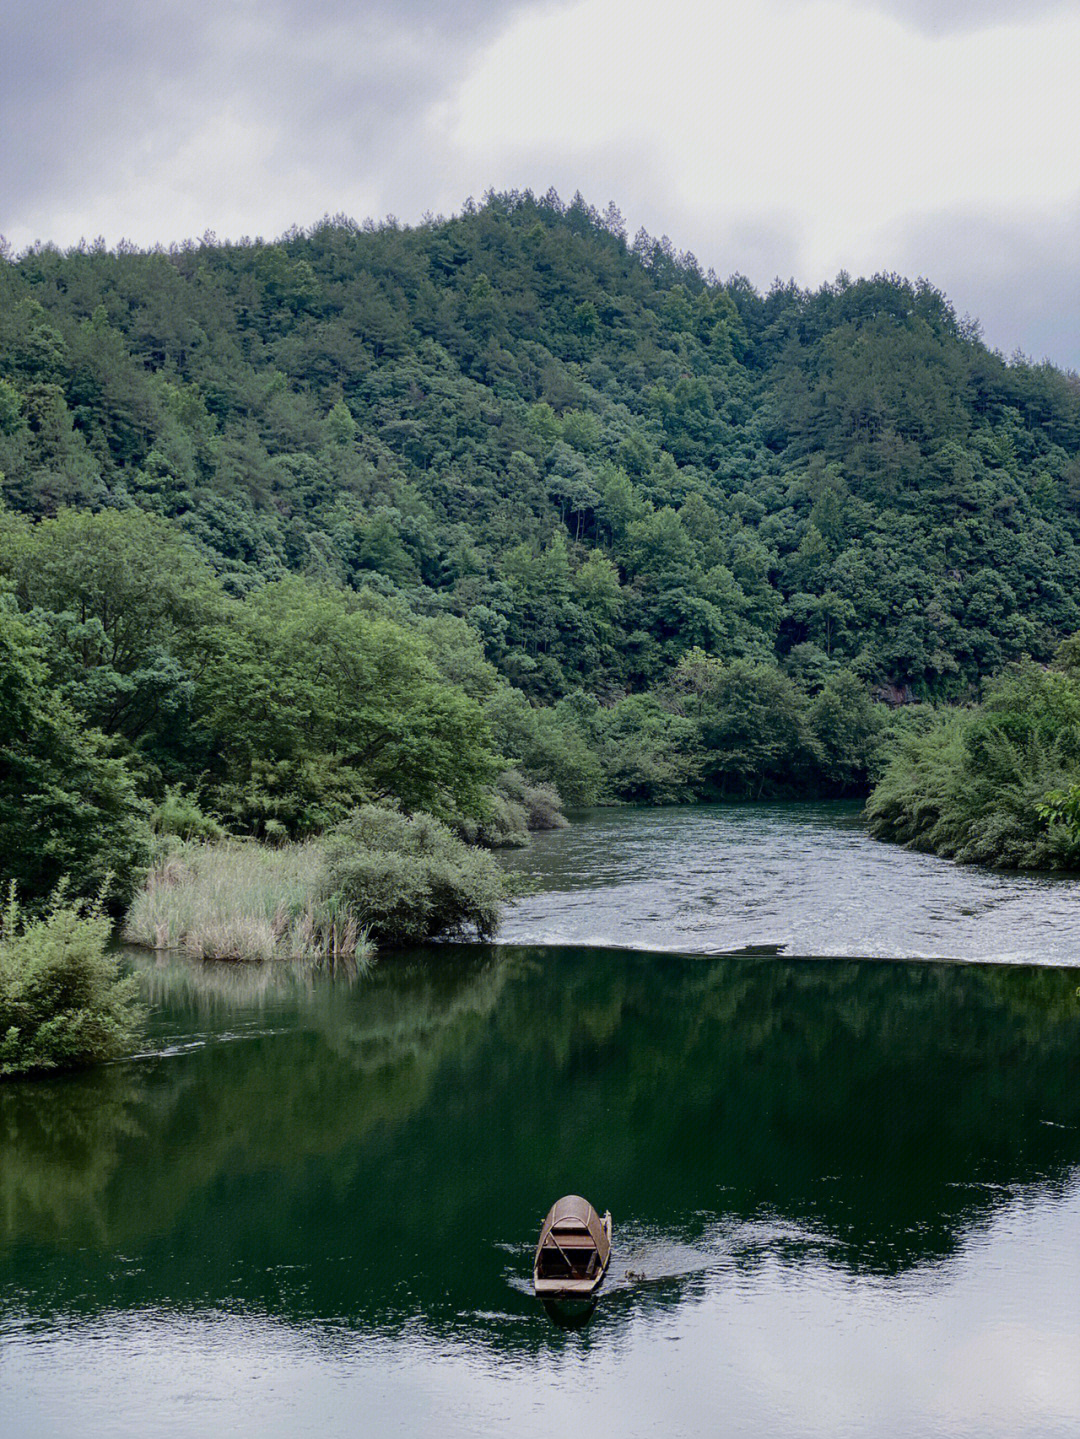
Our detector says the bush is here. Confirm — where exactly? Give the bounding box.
[460,769,568,848]
[865,662,1080,869]
[502,770,568,832]
[151,787,226,842]
[323,805,509,944]
[0,889,144,1077]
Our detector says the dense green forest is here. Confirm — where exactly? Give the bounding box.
[3,188,1080,895]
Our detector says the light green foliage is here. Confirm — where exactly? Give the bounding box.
[0,508,220,742]
[480,685,603,808]
[530,703,605,807]
[151,788,225,842]
[196,578,500,834]
[866,661,1080,868]
[0,890,144,1077]
[1038,784,1080,842]
[123,840,372,962]
[323,805,509,944]
[496,769,567,833]
[561,409,600,452]
[458,768,567,848]
[0,378,22,436]
[326,399,358,444]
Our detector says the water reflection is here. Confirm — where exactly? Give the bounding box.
[1,945,1077,1341]
[3,941,1079,1437]
[541,1297,598,1329]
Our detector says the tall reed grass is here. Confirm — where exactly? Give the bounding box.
[123,841,373,963]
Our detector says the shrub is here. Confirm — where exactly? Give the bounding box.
[151,787,226,842]
[865,662,1080,869]
[502,771,568,832]
[0,889,144,1077]
[460,769,568,848]
[322,805,509,944]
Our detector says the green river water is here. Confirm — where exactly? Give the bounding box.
[2,805,1078,1437]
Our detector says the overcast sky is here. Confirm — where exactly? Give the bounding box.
[3,0,1077,367]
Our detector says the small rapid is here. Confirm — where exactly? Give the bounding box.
[499,802,1080,964]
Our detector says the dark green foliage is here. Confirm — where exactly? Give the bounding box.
[0,891,144,1077]
[3,194,1077,705]
[3,192,1079,864]
[321,805,509,944]
[866,662,1080,868]
[595,693,701,803]
[0,591,150,906]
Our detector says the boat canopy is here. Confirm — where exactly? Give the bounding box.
[539,1194,606,1250]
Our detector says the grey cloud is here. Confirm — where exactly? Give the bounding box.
[885,199,1080,370]
[1,0,556,243]
[704,217,807,290]
[851,0,1075,36]
[472,139,808,285]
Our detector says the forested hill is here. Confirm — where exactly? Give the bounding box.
[3,190,1079,701]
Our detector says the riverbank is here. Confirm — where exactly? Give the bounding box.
[123,805,510,964]
[124,839,374,963]
[122,799,1080,970]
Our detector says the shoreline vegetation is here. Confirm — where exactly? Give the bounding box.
[125,804,512,964]
[124,838,372,963]
[3,188,1080,1073]
[2,804,514,1076]
[867,651,1080,869]
[1,890,144,1078]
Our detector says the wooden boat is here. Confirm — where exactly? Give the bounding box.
[533,1194,612,1298]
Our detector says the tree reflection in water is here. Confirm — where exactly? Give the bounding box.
[1,945,1077,1349]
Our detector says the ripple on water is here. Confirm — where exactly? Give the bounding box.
[499,802,1080,964]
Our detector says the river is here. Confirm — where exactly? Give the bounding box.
[2,805,1078,1437]
[498,801,1080,962]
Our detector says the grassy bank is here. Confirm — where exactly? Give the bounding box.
[124,841,374,963]
[123,804,511,963]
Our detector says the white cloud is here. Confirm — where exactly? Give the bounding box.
[444,0,1078,267]
[432,0,1080,363]
[3,0,1078,366]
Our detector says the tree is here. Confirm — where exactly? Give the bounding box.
[697,660,821,797]
[0,508,221,744]
[0,592,149,905]
[195,579,501,833]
